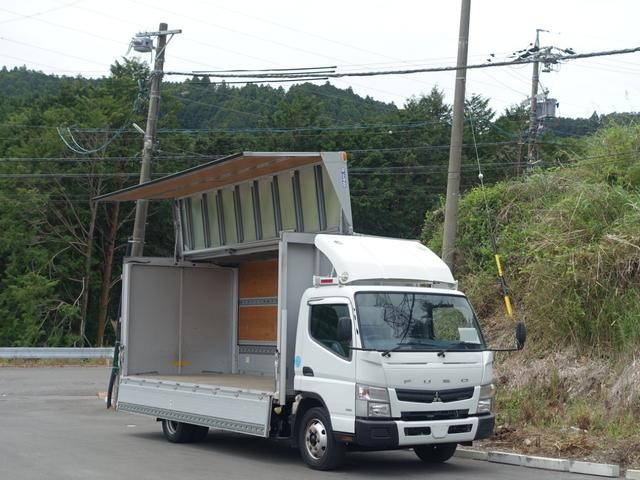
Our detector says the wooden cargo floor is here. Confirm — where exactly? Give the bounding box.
[132,373,276,393]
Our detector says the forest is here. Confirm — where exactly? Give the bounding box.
[0,60,636,348]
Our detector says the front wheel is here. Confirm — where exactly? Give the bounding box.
[414,443,457,463]
[298,407,345,470]
[161,420,209,443]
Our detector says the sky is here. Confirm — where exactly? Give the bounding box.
[1,0,639,118]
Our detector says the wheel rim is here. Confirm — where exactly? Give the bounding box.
[165,420,179,435]
[304,418,328,460]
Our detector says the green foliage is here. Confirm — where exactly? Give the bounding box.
[422,124,640,352]
[0,65,608,346]
[0,189,80,346]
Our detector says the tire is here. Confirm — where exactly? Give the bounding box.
[298,407,345,470]
[189,425,209,442]
[414,443,457,463]
[161,420,209,443]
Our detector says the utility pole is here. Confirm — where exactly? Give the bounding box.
[526,29,543,168]
[130,23,180,257]
[442,0,471,270]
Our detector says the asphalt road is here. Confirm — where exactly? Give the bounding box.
[0,367,596,480]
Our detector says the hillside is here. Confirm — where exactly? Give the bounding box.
[0,66,397,129]
[421,124,640,467]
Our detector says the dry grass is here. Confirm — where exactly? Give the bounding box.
[480,348,640,468]
[479,425,640,468]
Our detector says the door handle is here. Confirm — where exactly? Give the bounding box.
[302,366,314,377]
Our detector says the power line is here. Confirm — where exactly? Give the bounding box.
[0,54,73,73]
[173,76,330,85]
[130,0,359,65]
[193,66,336,74]
[0,137,591,163]
[1,149,635,181]
[0,0,85,25]
[151,120,447,134]
[350,161,523,172]
[164,46,640,79]
[0,155,217,162]
[194,1,445,95]
[162,92,263,118]
[57,87,146,155]
[128,0,437,100]
[478,69,529,97]
[204,2,409,65]
[7,142,629,175]
[0,141,522,164]
[12,105,584,137]
[346,141,518,153]
[2,2,412,104]
[0,36,105,66]
[0,172,172,179]
[0,6,129,48]
[0,119,452,134]
[0,7,213,69]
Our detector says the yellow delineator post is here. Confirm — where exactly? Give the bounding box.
[494,254,514,317]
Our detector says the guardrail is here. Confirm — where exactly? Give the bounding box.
[0,347,114,359]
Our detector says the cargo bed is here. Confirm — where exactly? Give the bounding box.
[115,234,324,438]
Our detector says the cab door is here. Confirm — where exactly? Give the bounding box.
[295,297,356,434]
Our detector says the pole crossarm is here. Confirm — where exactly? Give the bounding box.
[136,29,182,37]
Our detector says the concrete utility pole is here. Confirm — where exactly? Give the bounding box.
[527,29,543,168]
[130,22,176,257]
[442,0,471,270]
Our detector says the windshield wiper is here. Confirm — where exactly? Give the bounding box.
[437,341,478,357]
[381,341,438,357]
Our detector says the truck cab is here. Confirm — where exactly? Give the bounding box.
[290,234,495,469]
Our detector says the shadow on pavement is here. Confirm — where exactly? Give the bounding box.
[128,429,476,476]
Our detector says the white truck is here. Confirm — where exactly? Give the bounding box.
[99,151,525,470]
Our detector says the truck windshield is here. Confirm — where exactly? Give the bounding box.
[354,292,484,351]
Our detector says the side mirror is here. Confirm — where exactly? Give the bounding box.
[515,322,527,350]
[337,317,352,343]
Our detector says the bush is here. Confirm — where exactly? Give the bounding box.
[421,124,640,352]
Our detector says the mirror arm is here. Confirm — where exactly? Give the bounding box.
[486,343,525,352]
[486,347,520,352]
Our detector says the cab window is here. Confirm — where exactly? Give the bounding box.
[309,304,351,359]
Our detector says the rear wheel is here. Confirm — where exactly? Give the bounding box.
[298,407,345,470]
[161,420,209,443]
[414,443,457,463]
[189,424,209,442]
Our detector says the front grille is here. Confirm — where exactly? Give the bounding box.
[401,409,468,422]
[395,387,474,403]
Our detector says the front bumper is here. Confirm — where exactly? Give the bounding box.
[475,414,495,440]
[354,414,494,448]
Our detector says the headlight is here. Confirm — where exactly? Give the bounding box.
[357,385,389,402]
[356,384,391,418]
[479,383,496,399]
[368,402,391,417]
[477,398,492,413]
[478,383,496,413]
